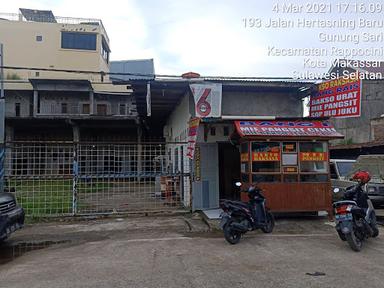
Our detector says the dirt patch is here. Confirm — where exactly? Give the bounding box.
[0,240,70,265]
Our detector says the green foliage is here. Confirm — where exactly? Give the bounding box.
[338,138,354,145]
[8,179,113,217]
[6,72,22,80]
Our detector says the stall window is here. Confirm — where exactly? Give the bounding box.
[252,174,281,183]
[300,174,328,182]
[283,142,297,153]
[299,142,328,182]
[281,142,298,182]
[240,142,249,173]
[251,142,281,182]
[251,142,280,173]
[241,173,249,183]
[282,154,297,166]
[284,174,298,183]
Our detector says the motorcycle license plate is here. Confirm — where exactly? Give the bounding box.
[335,213,352,221]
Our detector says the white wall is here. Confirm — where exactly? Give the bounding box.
[165,92,192,207]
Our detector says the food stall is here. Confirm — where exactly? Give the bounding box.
[233,119,344,215]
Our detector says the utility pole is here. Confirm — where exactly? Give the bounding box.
[0,43,5,193]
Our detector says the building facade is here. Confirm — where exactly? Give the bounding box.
[0,8,110,82]
[0,8,137,142]
[130,77,315,211]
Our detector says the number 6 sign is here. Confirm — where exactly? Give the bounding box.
[190,83,222,118]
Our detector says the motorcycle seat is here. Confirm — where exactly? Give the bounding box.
[221,200,249,208]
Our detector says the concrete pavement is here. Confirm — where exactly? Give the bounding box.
[0,216,383,288]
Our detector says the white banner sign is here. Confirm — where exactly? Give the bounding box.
[190,83,222,118]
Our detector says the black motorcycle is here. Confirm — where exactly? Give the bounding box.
[219,184,275,244]
[333,183,379,251]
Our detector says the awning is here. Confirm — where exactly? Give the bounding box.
[234,120,344,139]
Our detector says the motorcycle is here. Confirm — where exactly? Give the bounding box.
[219,183,275,244]
[333,183,379,252]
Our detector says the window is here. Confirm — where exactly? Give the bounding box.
[82,104,90,114]
[300,174,328,182]
[251,142,281,182]
[241,141,329,184]
[223,126,229,136]
[283,142,297,153]
[299,142,328,173]
[210,127,216,136]
[15,103,21,117]
[119,104,126,115]
[240,142,249,173]
[101,37,110,63]
[336,161,354,177]
[251,142,280,173]
[282,154,297,166]
[252,174,281,183]
[61,103,68,114]
[97,104,107,116]
[61,32,97,50]
[284,174,298,183]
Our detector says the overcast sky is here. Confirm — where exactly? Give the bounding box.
[2,0,384,77]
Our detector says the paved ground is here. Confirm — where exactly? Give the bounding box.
[0,215,384,288]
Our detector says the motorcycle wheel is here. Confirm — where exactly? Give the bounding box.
[370,214,379,238]
[223,220,242,245]
[261,212,275,233]
[337,230,347,241]
[345,228,363,252]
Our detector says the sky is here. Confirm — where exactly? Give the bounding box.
[2,0,384,78]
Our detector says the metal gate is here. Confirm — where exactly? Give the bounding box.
[4,141,190,217]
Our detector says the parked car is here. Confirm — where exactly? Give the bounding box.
[330,159,356,201]
[0,190,25,242]
[351,155,384,208]
[330,156,384,207]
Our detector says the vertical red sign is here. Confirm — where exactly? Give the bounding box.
[186,117,201,159]
[310,77,362,118]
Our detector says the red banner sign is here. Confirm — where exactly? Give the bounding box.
[310,77,362,118]
[186,117,201,159]
[235,120,343,138]
[252,152,280,161]
[300,152,327,161]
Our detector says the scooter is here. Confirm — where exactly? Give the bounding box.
[219,183,274,244]
[333,184,379,251]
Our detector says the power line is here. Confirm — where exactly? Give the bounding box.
[0,65,312,81]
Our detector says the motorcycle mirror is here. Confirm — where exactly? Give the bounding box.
[235,182,242,187]
[333,188,340,193]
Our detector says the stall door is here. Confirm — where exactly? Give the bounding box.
[192,143,219,210]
